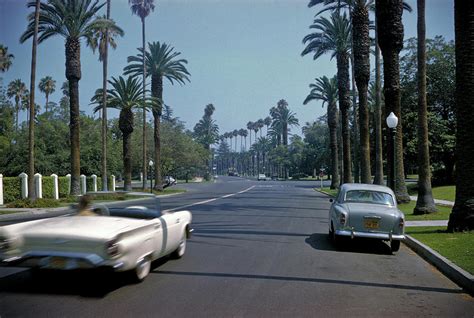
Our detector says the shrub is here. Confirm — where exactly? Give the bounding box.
[58,176,70,198]
[291,173,308,180]
[6,198,61,208]
[3,177,21,204]
[42,176,55,199]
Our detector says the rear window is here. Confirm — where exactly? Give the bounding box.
[344,190,394,206]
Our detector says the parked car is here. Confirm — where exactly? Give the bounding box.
[257,174,267,181]
[164,176,177,187]
[0,194,192,282]
[328,183,405,253]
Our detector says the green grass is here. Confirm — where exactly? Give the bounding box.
[316,187,339,197]
[398,201,451,221]
[405,184,455,202]
[406,226,474,275]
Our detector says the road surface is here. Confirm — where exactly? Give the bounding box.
[0,176,472,317]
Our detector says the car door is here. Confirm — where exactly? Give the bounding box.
[159,212,182,255]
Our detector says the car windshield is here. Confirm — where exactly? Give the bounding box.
[344,190,394,206]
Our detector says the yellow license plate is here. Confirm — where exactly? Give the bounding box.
[364,219,380,229]
[49,257,67,269]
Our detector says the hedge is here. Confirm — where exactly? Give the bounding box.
[42,176,55,199]
[3,177,21,204]
[58,176,70,198]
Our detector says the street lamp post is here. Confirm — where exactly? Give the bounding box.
[148,160,154,193]
[386,112,399,191]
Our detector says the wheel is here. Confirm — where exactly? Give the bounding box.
[390,240,401,253]
[132,257,151,282]
[329,223,341,247]
[172,231,187,259]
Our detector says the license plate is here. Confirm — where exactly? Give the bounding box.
[49,257,67,269]
[364,219,380,229]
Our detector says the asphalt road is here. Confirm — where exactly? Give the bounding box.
[0,176,473,317]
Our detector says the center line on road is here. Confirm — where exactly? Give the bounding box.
[164,185,255,212]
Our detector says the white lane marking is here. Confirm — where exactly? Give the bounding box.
[164,186,255,212]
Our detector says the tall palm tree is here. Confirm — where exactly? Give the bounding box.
[271,99,299,146]
[26,0,41,200]
[247,121,254,146]
[38,76,56,112]
[129,0,155,190]
[257,119,265,138]
[89,2,124,191]
[239,128,247,151]
[21,0,115,196]
[302,12,353,183]
[125,41,190,190]
[304,75,340,189]
[264,116,272,135]
[414,0,436,214]
[7,79,28,131]
[376,0,410,202]
[92,76,150,191]
[448,0,474,232]
[0,44,14,72]
[232,129,239,152]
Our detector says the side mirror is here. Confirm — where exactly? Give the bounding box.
[329,198,334,203]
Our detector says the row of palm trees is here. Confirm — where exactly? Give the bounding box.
[16,0,190,196]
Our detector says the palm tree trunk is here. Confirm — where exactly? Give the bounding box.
[373,11,384,185]
[27,0,40,200]
[65,37,82,196]
[415,0,436,214]
[152,74,163,191]
[448,0,474,231]
[141,17,148,190]
[350,51,360,184]
[376,0,410,202]
[337,53,353,183]
[123,131,132,191]
[353,3,371,184]
[101,0,111,191]
[328,102,340,189]
[283,123,288,146]
[45,93,49,112]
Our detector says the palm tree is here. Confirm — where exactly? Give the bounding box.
[247,121,254,146]
[376,0,410,202]
[89,2,124,191]
[21,0,115,196]
[232,129,239,152]
[302,12,353,183]
[0,44,14,72]
[414,0,436,214]
[304,75,340,189]
[271,100,299,146]
[129,0,155,190]
[239,128,247,151]
[92,76,150,191]
[38,76,56,112]
[448,0,474,232]
[257,119,265,138]
[125,41,190,190]
[7,79,28,131]
[264,116,272,135]
[26,0,41,200]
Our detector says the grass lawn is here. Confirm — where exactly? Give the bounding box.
[406,226,474,275]
[398,201,451,221]
[316,187,339,197]
[406,184,455,202]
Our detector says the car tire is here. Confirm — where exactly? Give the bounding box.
[390,240,401,253]
[132,257,151,282]
[172,231,186,259]
[329,223,341,247]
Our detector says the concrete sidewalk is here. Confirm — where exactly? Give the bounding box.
[410,195,454,207]
[405,220,448,227]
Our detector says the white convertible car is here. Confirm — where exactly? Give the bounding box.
[0,196,192,282]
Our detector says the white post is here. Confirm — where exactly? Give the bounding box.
[140,172,143,183]
[80,174,86,194]
[91,174,97,192]
[19,173,28,199]
[111,175,116,192]
[0,174,3,205]
[34,173,43,199]
[66,174,71,195]
[51,174,59,200]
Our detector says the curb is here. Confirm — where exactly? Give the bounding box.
[403,235,474,295]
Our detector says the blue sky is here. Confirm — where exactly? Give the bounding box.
[0,0,454,137]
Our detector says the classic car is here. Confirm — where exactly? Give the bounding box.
[257,174,267,181]
[328,183,405,253]
[0,195,192,282]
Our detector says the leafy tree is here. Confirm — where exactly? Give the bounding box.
[0,44,14,72]
[21,0,116,195]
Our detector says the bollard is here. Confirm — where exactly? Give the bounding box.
[34,173,43,199]
[80,174,86,194]
[0,174,3,205]
[111,175,116,192]
[66,174,71,195]
[19,173,28,199]
[51,174,59,200]
[91,174,97,192]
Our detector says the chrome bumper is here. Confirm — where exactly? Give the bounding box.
[1,251,124,270]
[335,229,405,241]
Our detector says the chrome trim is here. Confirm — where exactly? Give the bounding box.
[336,230,405,240]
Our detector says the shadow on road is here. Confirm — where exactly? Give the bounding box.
[305,233,393,255]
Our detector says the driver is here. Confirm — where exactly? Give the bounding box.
[77,195,97,216]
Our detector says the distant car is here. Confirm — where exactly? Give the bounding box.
[257,174,267,181]
[165,176,176,186]
[328,183,405,253]
[0,195,192,282]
